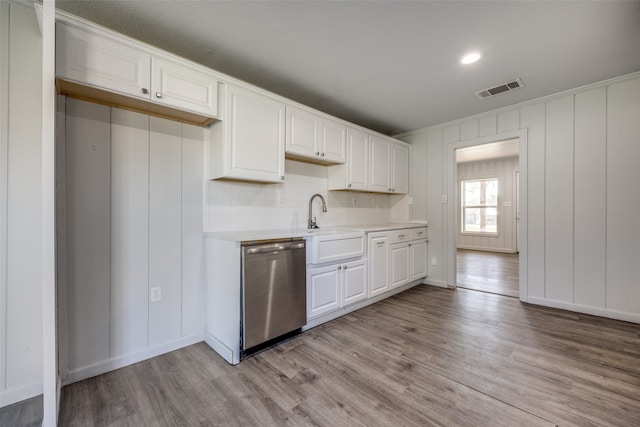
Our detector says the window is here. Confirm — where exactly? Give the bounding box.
[461,178,498,234]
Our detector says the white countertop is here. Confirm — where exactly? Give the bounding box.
[204,222,427,242]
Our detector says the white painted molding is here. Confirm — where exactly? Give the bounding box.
[423,279,450,289]
[456,245,517,254]
[0,382,43,408]
[204,333,236,365]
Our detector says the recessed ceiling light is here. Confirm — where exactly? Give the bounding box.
[460,52,482,65]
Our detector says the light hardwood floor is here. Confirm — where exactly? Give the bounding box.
[457,249,519,297]
[59,286,640,426]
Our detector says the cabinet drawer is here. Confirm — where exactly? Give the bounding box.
[388,230,411,245]
[308,233,365,265]
[410,227,428,241]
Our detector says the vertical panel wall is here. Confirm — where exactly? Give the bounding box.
[0,1,45,406]
[62,99,205,384]
[110,109,149,357]
[606,78,640,314]
[574,88,607,308]
[149,118,183,347]
[400,72,640,324]
[544,95,574,303]
[65,100,111,372]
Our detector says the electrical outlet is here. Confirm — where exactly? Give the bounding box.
[150,286,162,302]
[372,197,376,207]
[352,196,357,206]
[431,257,438,266]
[441,195,448,203]
[278,191,285,204]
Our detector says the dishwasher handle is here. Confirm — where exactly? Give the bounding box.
[244,241,305,255]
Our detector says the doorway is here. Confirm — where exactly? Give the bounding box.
[446,130,528,301]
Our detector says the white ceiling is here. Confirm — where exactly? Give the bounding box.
[56,1,640,136]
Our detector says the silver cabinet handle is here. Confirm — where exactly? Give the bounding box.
[398,235,405,239]
[280,176,284,180]
[343,265,348,270]
[376,241,385,247]
[315,152,320,156]
[338,266,342,270]
[155,92,162,98]
[141,88,149,95]
[348,183,352,188]
[321,153,325,157]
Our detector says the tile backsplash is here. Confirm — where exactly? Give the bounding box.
[205,160,410,232]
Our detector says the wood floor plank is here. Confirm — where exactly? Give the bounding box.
[457,249,519,297]
[59,286,640,426]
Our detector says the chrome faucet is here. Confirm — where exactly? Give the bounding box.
[308,193,327,229]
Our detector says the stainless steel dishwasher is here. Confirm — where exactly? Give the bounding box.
[241,238,306,357]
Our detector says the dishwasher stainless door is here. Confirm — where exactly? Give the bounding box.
[241,239,306,352]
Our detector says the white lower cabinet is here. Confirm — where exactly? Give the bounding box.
[410,239,428,281]
[307,264,341,319]
[307,258,367,320]
[367,227,428,296]
[342,259,367,306]
[368,234,389,297]
[389,242,410,289]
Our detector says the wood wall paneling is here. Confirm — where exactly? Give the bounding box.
[149,117,183,347]
[544,95,574,303]
[573,88,607,308]
[181,124,205,336]
[606,78,640,313]
[65,99,111,371]
[520,103,546,299]
[110,108,150,356]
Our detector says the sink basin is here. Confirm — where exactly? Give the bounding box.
[303,227,354,235]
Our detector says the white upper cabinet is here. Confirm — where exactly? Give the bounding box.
[56,20,218,126]
[151,57,218,118]
[286,105,345,164]
[56,23,151,100]
[209,83,285,183]
[319,118,346,163]
[328,127,369,191]
[369,135,391,193]
[391,143,410,194]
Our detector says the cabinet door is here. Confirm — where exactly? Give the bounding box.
[307,265,341,319]
[346,127,369,190]
[390,243,410,289]
[286,105,318,158]
[410,240,428,281]
[369,135,391,193]
[320,118,346,163]
[342,259,367,306]
[225,84,285,182]
[368,235,389,297]
[56,23,151,100]
[151,57,218,117]
[391,143,409,194]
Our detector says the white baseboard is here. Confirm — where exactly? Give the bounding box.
[423,278,450,288]
[0,382,42,408]
[526,297,640,324]
[62,332,204,385]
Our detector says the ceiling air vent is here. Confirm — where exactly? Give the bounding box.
[475,78,524,99]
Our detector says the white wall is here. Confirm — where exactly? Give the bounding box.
[60,98,205,384]
[204,159,399,232]
[0,1,44,407]
[456,156,518,253]
[398,72,640,324]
